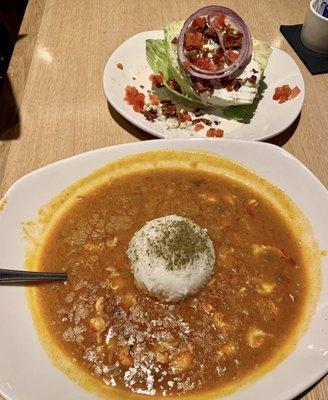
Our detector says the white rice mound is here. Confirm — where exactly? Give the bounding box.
[127,215,215,302]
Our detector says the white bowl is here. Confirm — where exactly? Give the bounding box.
[0,139,327,400]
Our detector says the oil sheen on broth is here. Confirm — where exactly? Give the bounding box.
[35,168,308,397]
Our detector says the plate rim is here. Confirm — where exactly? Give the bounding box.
[4,138,324,198]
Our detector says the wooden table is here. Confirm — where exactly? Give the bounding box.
[0,0,327,399]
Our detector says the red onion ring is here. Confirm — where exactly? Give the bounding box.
[177,6,252,80]
[208,8,252,72]
[207,15,226,55]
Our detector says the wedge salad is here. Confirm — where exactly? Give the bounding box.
[147,7,272,108]
[122,6,301,137]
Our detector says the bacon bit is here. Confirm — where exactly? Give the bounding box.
[142,108,158,122]
[273,85,300,103]
[222,77,242,92]
[161,101,177,118]
[185,50,200,63]
[192,117,212,126]
[117,63,123,70]
[206,128,224,138]
[149,73,164,88]
[204,26,217,40]
[167,78,182,93]
[213,48,226,66]
[124,86,145,113]
[171,36,178,44]
[227,78,241,91]
[149,93,160,106]
[193,79,214,94]
[194,123,204,132]
[213,13,226,28]
[224,30,243,50]
[226,49,239,63]
[247,74,257,85]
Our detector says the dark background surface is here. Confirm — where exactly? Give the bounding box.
[0,0,28,88]
[0,0,28,139]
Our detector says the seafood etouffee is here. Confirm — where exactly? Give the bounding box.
[27,151,320,399]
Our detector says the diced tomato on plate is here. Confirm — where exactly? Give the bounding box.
[149,93,160,106]
[273,85,301,103]
[124,86,145,113]
[290,86,301,99]
[149,73,164,87]
[194,123,204,132]
[178,111,192,123]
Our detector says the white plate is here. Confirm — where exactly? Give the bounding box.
[0,139,327,400]
[103,31,305,141]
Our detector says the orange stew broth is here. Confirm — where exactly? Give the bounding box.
[36,168,307,397]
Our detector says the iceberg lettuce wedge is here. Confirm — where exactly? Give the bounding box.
[163,21,201,103]
[146,38,202,105]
